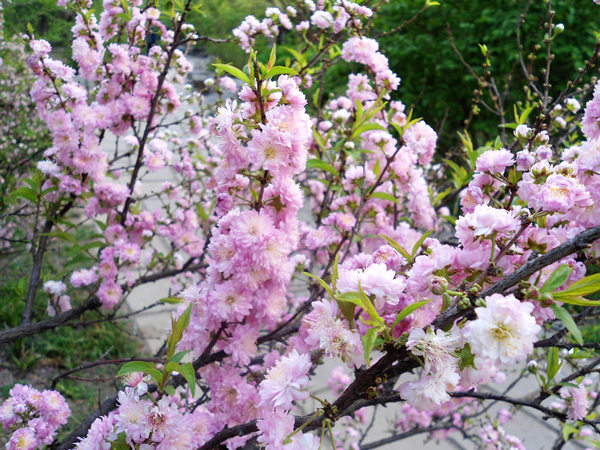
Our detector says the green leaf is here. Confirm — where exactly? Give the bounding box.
[164,361,182,375]
[362,328,378,367]
[457,343,477,371]
[170,350,190,364]
[370,192,399,204]
[160,297,183,304]
[358,281,384,326]
[337,300,356,329]
[546,347,561,384]
[312,87,321,108]
[380,234,412,263]
[213,63,250,84]
[109,432,129,450]
[335,291,364,306]
[373,158,381,178]
[556,382,581,389]
[332,252,340,291]
[117,361,163,385]
[268,44,277,71]
[312,128,327,151]
[554,273,600,297]
[550,304,583,345]
[266,66,299,78]
[177,302,193,336]
[350,122,387,139]
[354,98,364,123]
[42,230,78,244]
[285,47,306,65]
[306,159,338,176]
[541,264,572,293]
[551,294,600,306]
[390,121,404,138]
[392,300,431,329]
[10,187,38,202]
[304,272,334,298]
[164,385,176,396]
[562,423,578,442]
[179,362,197,397]
[411,230,434,259]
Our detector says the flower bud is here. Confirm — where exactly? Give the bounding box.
[204,77,215,86]
[430,276,448,295]
[540,292,554,307]
[554,23,564,35]
[527,360,538,374]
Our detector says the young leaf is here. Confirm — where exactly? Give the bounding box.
[179,362,197,397]
[213,63,250,84]
[550,294,600,306]
[335,291,364,306]
[350,122,387,139]
[336,300,356,329]
[354,98,364,123]
[268,44,277,71]
[164,385,176,396]
[373,158,381,178]
[332,252,340,291]
[457,343,477,371]
[550,304,583,345]
[117,361,163,385]
[304,272,335,298]
[10,187,38,202]
[306,159,338,176]
[170,350,190,364]
[362,328,378,367]
[411,230,434,259]
[380,234,412,263]
[541,264,572,293]
[177,302,194,336]
[164,361,182,375]
[358,281,384,326]
[160,297,183,304]
[266,66,299,78]
[554,273,600,297]
[370,192,400,204]
[546,347,561,385]
[392,300,431,329]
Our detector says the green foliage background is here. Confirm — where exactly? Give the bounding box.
[6,0,598,152]
[375,0,599,149]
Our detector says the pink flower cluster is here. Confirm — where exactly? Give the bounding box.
[0,384,70,450]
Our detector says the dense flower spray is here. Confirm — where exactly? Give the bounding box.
[2,0,600,448]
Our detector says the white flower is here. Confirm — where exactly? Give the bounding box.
[407,327,460,375]
[37,160,62,176]
[398,370,460,412]
[462,294,541,366]
[43,280,67,296]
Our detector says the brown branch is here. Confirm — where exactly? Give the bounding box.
[374,3,429,38]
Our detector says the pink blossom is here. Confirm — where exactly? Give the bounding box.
[259,349,311,410]
[70,268,99,287]
[455,204,521,250]
[561,385,589,420]
[310,10,334,28]
[98,280,123,309]
[475,149,515,174]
